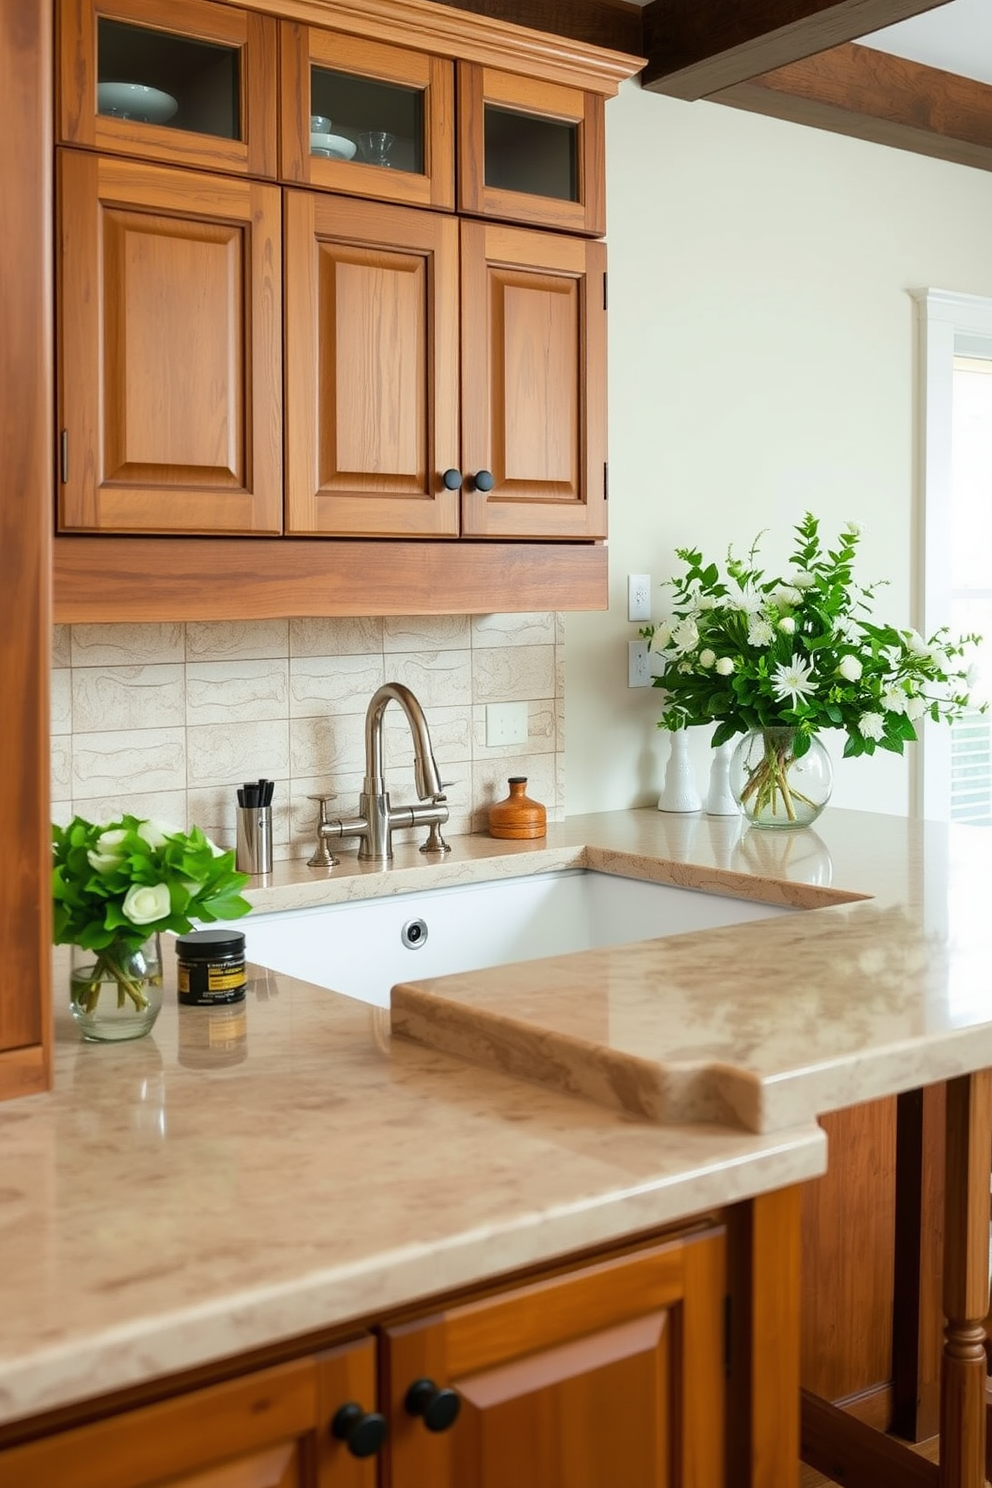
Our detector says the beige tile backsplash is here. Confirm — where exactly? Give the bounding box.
[51,615,564,861]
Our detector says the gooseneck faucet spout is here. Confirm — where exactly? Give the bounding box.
[364,682,443,803]
[308,682,449,867]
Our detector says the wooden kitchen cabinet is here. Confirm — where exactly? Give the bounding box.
[0,1228,727,1488]
[383,1225,727,1487]
[279,21,455,210]
[284,194,606,539]
[57,149,283,535]
[457,63,606,236]
[0,1339,382,1487]
[58,0,278,178]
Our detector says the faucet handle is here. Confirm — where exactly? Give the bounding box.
[307,792,340,868]
[419,787,453,855]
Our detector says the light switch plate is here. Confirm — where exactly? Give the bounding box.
[486,701,528,747]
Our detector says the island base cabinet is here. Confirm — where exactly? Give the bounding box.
[0,1341,379,1488]
[381,1224,727,1488]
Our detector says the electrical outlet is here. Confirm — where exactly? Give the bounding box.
[627,573,652,623]
[486,701,528,747]
[628,640,650,688]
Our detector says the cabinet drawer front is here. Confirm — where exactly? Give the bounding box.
[58,152,282,534]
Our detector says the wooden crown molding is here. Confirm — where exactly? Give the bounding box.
[429,0,644,59]
[219,0,645,93]
[639,0,954,101]
[715,42,992,175]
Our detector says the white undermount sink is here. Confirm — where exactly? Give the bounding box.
[219,870,793,1008]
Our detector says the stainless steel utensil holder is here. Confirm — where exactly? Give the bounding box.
[236,805,272,875]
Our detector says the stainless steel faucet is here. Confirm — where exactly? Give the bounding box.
[309,683,449,866]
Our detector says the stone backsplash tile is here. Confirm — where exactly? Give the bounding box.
[51,616,565,861]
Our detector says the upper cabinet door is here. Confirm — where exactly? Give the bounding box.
[284,192,460,538]
[59,0,277,177]
[457,64,605,237]
[460,221,607,541]
[58,150,283,535]
[279,24,455,212]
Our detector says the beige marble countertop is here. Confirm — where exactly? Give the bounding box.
[391,808,992,1133]
[3,803,985,1433]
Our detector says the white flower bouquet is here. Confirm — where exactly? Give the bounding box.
[52,815,251,1012]
[642,513,984,820]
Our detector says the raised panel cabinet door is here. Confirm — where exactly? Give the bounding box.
[284,190,460,537]
[0,1340,382,1488]
[382,1227,726,1488]
[58,150,282,534]
[59,0,278,178]
[460,220,607,541]
[457,64,605,236]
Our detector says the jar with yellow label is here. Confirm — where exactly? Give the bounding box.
[175,928,246,1006]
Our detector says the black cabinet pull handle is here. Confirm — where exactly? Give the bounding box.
[441,468,463,490]
[473,469,495,492]
[331,1402,388,1458]
[404,1377,461,1433]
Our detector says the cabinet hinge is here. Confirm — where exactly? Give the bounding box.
[603,271,608,311]
[604,462,609,500]
[60,430,68,485]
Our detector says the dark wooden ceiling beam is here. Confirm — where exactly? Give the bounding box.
[640,0,954,101]
[428,0,644,57]
[715,42,992,173]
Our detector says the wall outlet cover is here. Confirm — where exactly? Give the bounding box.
[627,573,652,623]
[628,640,650,687]
[486,701,529,747]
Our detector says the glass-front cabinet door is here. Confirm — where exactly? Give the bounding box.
[457,65,605,236]
[58,0,277,177]
[279,24,454,211]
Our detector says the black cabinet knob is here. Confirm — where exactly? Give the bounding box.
[404,1377,461,1432]
[441,468,463,490]
[331,1402,388,1458]
[473,469,495,492]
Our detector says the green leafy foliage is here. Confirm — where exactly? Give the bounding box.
[52,814,252,955]
[641,513,984,755]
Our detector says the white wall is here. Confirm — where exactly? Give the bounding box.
[565,81,992,818]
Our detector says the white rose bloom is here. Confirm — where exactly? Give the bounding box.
[790,570,815,590]
[122,882,171,925]
[715,656,735,676]
[699,648,716,668]
[86,827,128,874]
[774,586,802,607]
[135,818,178,851]
[906,695,927,721]
[838,655,863,682]
[778,616,796,635]
[858,711,886,741]
[881,685,907,714]
[904,629,929,657]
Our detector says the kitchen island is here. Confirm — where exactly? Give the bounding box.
[2,806,990,1486]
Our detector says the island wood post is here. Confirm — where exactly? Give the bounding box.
[939,1068,992,1487]
[726,1184,801,1487]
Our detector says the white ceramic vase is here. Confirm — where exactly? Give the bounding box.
[704,739,740,816]
[657,728,701,813]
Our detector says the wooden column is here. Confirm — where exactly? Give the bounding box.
[727,1184,802,1487]
[939,1069,992,1488]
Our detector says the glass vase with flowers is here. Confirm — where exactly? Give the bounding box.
[641,514,984,829]
[53,815,252,1041]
